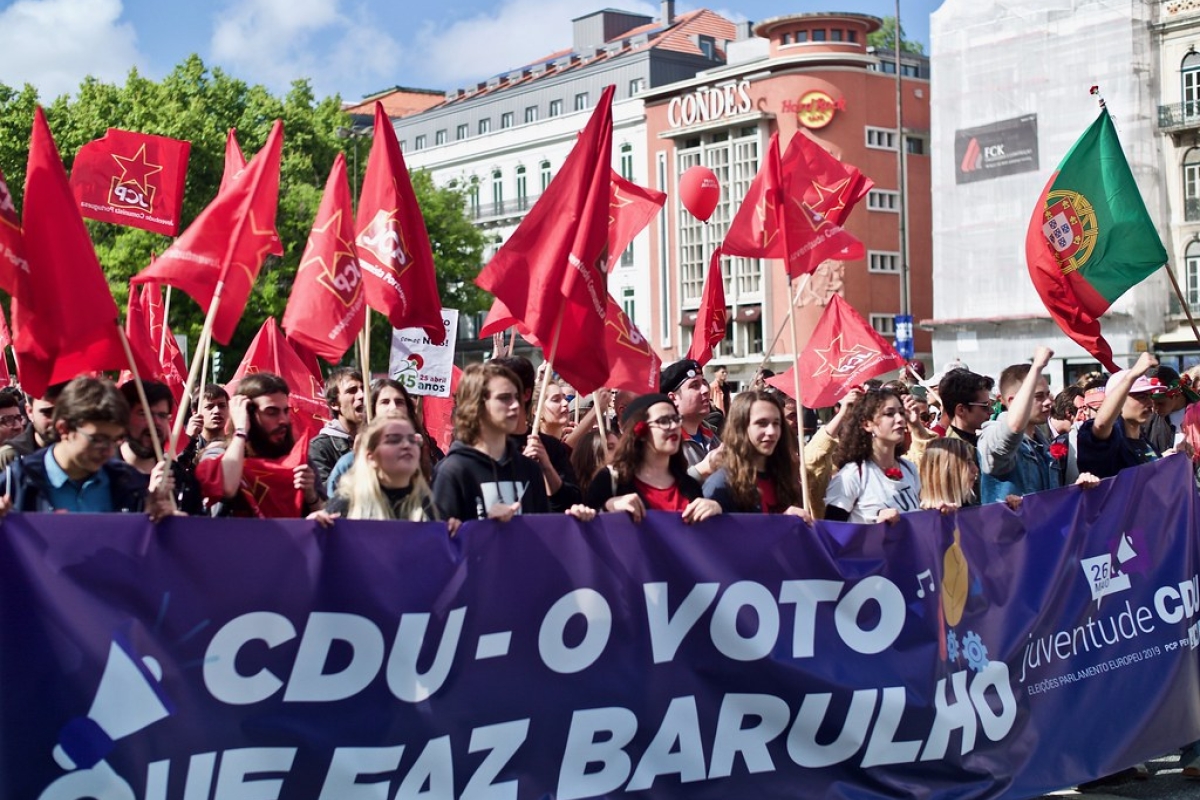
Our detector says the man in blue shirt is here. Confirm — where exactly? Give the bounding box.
[1077,352,1162,479]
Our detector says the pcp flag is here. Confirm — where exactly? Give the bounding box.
[1026,108,1166,371]
[476,85,615,395]
[283,153,364,364]
[14,107,127,399]
[604,293,660,393]
[0,166,26,294]
[133,120,284,345]
[356,102,445,345]
[768,293,907,408]
[784,129,873,227]
[69,128,190,236]
[607,170,666,271]
[685,247,727,366]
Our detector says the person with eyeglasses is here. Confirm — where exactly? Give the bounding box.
[824,387,921,524]
[0,377,174,518]
[702,391,809,518]
[584,393,722,523]
[0,388,25,447]
[432,362,595,524]
[310,416,447,525]
[0,382,66,470]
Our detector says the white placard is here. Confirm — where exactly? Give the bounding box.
[388,308,459,397]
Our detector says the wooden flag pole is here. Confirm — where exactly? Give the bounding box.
[786,276,812,513]
[1163,262,1200,346]
[531,310,566,438]
[168,285,224,462]
[116,323,165,463]
[158,286,173,362]
[361,308,373,426]
[593,390,608,440]
[757,274,812,375]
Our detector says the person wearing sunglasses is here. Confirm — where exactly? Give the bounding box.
[585,393,722,524]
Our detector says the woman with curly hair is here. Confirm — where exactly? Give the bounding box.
[824,387,921,524]
[702,391,808,518]
[584,393,721,524]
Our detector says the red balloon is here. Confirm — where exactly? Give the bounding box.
[679,165,720,222]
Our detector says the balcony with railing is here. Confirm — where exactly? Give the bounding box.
[468,193,542,223]
[1158,102,1200,135]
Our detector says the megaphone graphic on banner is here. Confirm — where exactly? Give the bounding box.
[52,637,173,770]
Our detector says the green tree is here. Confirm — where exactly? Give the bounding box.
[0,56,486,377]
[868,16,925,56]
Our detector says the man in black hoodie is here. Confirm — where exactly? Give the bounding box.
[432,362,549,521]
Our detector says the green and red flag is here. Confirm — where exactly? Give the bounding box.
[1025,108,1166,371]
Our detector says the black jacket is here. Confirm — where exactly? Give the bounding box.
[2,448,150,513]
[431,440,549,521]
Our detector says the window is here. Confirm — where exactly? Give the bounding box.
[468,182,480,217]
[622,286,636,320]
[516,165,528,210]
[1187,240,1200,311]
[621,241,634,267]
[870,314,897,337]
[847,30,857,43]
[831,29,843,42]
[479,118,491,134]
[399,140,407,152]
[1184,148,1200,222]
[540,160,552,191]
[868,251,900,273]
[905,135,926,155]
[866,127,897,150]
[574,92,589,111]
[619,143,634,180]
[867,189,900,212]
[812,29,826,42]
[491,168,503,215]
[698,36,715,59]
[781,32,791,44]
[456,124,468,141]
[629,77,645,95]
[435,129,447,145]
[525,105,538,124]
[549,98,563,117]
[501,112,514,129]
[795,30,808,43]
[1183,50,1200,119]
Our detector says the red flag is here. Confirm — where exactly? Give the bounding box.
[13,107,127,399]
[283,154,365,363]
[220,128,247,194]
[607,171,665,271]
[0,166,26,295]
[685,247,727,366]
[227,317,328,445]
[143,282,187,402]
[604,294,660,393]
[767,294,907,408]
[476,85,615,395]
[355,102,445,344]
[120,283,168,386]
[69,128,191,236]
[723,133,863,278]
[422,365,462,454]
[195,438,309,518]
[783,131,872,227]
[132,120,284,345]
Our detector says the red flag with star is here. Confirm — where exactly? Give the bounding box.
[723,133,864,278]
[607,170,665,271]
[783,130,872,227]
[132,120,284,345]
[475,85,615,395]
[121,282,168,386]
[767,294,906,408]
[283,153,365,364]
[195,437,310,518]
[0,165,26,295]
[14,107,128,399]
[685,247,727,366]
[142,280,187,402]
[604,293,660,393]
[227,317,328,445]
[355,102,445,345]
[69,128,190,236]
[220,128,247,194]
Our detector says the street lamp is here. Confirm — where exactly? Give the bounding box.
[336,123,374,208]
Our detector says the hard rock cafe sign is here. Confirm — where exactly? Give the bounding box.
[782,90,845,129]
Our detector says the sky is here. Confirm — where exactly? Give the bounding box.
[0,0,943,105]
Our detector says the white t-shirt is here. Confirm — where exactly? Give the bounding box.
[824,459,921,523]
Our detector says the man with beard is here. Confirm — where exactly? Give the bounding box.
[118,380,204,515]
[0,377,174,518]
[196,372,322,517]
[309,367,365,494]
[0,382,66,469]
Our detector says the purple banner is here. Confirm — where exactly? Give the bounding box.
[2,456,1199,800]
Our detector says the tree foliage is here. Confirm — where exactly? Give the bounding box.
[867,16,926,56]
[0,56,485,377]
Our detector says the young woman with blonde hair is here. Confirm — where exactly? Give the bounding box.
[918,438,978,511]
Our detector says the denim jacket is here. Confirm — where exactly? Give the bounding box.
[978,414,1060,504]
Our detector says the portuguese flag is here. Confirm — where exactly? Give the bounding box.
[1025,108,1166,371]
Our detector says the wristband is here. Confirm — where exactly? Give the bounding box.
[234,429,248,440]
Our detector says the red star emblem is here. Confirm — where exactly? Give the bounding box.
[298,209,362,308]
[810,335,878,379]
[109,144,163,209]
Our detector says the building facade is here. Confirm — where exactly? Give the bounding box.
[642,12,932,387]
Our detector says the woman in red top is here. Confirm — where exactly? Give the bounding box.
[584,393,721,524]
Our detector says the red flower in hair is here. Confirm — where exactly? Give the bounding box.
[633,421,650,438]
[884,467,903,481]
[1049,442,1069,461]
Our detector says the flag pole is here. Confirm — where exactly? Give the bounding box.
[593,390,608,440]
[361,308,373,426]
[159,286,173,362]
[115,322,165,463]
[1163,262,1200,345]
[169,285,223,461]
[786,277,812,513]
[531,309,566,438]
[757,274,812,375]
